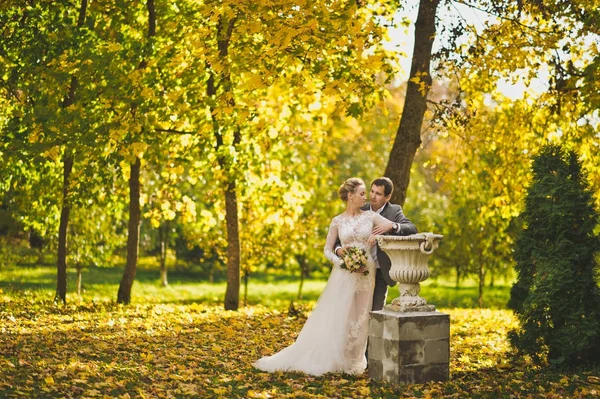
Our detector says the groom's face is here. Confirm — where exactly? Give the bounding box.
[370,184,391,211]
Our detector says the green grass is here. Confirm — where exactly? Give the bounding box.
[0,263,511,309]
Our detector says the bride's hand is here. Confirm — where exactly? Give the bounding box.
[335,247,348,257]
[368,234,378,247]
[372,221,393,236]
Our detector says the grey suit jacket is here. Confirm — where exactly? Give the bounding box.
[365,202,418,286]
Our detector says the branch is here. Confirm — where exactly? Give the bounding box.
[426,98,454,109]
[155,128,195,135]
[450,0,555,35]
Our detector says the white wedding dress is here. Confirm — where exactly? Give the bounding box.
[253,211,381,376]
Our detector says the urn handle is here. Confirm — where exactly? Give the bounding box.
[419,232,439,255]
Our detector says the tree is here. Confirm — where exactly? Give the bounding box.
[172,0,396,310]
[3,0,399,308]
[385,0,440,206]
[117,0,156,305]
[438,0,600,202]
[0,0,106,303]
[508,144,600,366]
[142,153,198,287]
[407,0,600,291]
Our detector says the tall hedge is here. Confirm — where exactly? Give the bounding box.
[508,144,600,366]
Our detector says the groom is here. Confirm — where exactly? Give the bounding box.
[335,177,417,311]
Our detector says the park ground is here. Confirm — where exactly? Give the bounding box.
[1,265,599,398]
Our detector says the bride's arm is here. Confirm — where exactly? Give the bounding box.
[372,212,394,233]
[324,219,343,267]
[368,213,394,246]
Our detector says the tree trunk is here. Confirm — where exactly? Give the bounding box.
[243,268,249,307]
[384,0,440,206]
[117,0,155,304]
[206,14,241,311]
[478,258,485,308]
[55,153,73,304]
[53,0,88,305]
[223,180,241,310]
[117,157,142,304]
[76,265,82,296]
[455,266,461,289]
[159,222,168,287]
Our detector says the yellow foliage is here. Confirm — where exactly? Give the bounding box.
[131,142,148,158]
[42,146,61,162]
[2,301,590,398]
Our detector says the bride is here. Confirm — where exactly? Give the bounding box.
[253,177,394,376]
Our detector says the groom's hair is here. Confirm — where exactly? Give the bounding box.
[372,177,394,197]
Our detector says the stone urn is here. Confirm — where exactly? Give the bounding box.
[377,233,443,312]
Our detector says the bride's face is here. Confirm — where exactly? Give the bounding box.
[349,185,367,207]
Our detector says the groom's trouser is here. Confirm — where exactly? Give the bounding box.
[371,269,389,311]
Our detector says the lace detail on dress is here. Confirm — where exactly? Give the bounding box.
[336,212,374,252]
[324,212,376,292]
[343,295,371,372]
[324,218,342,267]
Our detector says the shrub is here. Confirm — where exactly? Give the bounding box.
[508,144,600,366]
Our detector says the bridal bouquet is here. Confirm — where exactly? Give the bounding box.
[339,247,369,276]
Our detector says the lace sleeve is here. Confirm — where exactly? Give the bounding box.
[372,211,393,231]
[324,217,342,267]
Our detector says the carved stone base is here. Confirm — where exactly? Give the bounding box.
[388,292,436,313]
[385,303,436,313]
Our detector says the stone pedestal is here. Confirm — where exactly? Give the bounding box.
[368,309,450,384]
[368,233,448,384]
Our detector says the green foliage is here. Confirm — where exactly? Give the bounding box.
[509,144,600,367]
[0,0,401,305]
[68,203,127,271]
[414,92,534,296]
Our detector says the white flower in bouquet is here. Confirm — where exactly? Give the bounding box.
[339,247,369,276]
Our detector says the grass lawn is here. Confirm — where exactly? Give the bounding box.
[0,264,511,309]
[1,265,599,398]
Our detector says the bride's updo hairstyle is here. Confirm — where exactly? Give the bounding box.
[339,178,365,202]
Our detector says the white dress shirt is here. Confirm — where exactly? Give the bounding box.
[370,204,384,268]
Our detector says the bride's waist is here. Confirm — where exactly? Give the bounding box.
[344,244,370,250]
